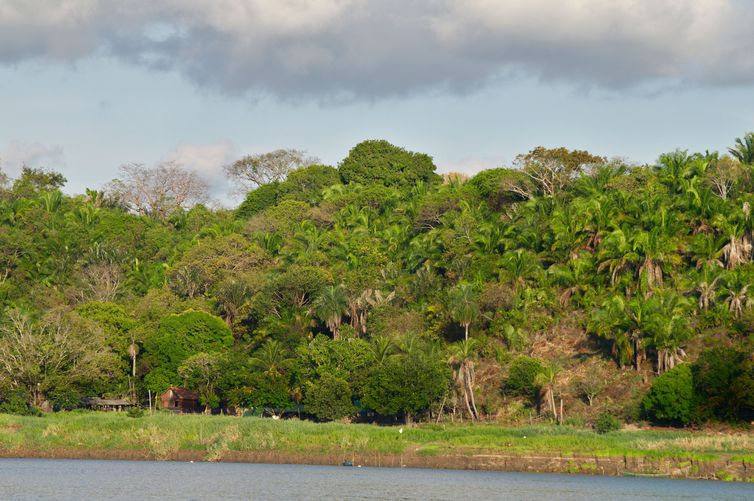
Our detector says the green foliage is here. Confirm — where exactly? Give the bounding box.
[12,166,67,197]
[143,310,233,392]
[0,391,37,415]
[468,168,529,209]
[692,347,754,422]
[127,407,145,418]
[244,372,292,413]
[642,364,695,426]
[594,411,622,434]
[339,140,440,188]
[282,164,340,204]
[237,182,283,218]
[363,352,451,421]
[305,374,356,421]
[506,356,545,398]
[2,137,754,425]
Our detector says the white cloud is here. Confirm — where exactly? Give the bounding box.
[161,140,236,177]
[160,140,239,204]
[437,156,506,177]
[1,1,753,98]
[0,140,65,177]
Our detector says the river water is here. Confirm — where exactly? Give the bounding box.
[0,459,751,500]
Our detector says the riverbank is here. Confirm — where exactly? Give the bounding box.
[0,413,751,481]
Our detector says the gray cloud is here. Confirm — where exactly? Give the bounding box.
[1,0,753,99]
[0,140,65,177]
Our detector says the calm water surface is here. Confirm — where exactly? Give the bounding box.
[0,459,751,500]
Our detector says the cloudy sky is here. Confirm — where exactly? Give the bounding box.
[2,0,754,202]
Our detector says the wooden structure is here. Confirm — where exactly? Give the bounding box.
[160,387,201,413]
[81,397,136,412]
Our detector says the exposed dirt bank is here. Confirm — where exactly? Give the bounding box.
[1,447,750,481]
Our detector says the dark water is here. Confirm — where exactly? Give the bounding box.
[0,459,751,500]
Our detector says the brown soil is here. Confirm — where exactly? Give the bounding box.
[0,447,750,481]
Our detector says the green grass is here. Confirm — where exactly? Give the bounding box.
[0,412,750,462]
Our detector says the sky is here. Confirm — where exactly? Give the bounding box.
[2,0,754,205]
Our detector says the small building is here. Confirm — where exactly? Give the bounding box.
[160,387,201,413]
[81,397,136,412]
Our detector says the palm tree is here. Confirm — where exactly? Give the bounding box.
[535,363,561,423]
[448,282,479,341]
[646,291,691,374]
[370,336,396,365]
[313,285,348,339]
[500,249,541,291]
[215,278,250,328]
[690,233,725,271]
[591,295,656,371]
[448,339,479,420]
[250,339,292,374]
[695,271,722,312]
[721,270,752,319]
[547,254,594,307]
[728,132,754,165]
[632,227,681,293]
[597,228,636,287]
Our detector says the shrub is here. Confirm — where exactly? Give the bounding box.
[595,411,621,434]
[0,392,33,415]
[127,407,145,418]
[304,375,356,421]
[692,347,754,422]
[49,388,82,412]
[642,364,694,426]
[506,356,545,397]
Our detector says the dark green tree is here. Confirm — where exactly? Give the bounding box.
[339,140,440,188]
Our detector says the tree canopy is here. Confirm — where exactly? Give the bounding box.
[0,136,753,427]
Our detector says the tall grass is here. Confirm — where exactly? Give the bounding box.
[0,412,749,461]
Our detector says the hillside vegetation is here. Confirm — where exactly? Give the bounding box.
[0,137,753,428]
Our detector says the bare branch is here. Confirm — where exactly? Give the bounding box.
[106,162,209,219]
[224,149,318,190]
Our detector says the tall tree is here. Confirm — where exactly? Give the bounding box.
[448,339,479,420]
[448,282,479,341]
[225,149,317,190]
[339,140,440,188]
[106,162,208,220]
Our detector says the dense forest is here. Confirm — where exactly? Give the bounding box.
[1,135,753,427]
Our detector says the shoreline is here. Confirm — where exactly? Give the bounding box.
[1,447,751,481]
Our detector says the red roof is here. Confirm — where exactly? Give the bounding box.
[166,387,200,400]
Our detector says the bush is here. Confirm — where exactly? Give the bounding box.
[594,411,621,434]
[692,347,754,422]
[642,364,694,426]
[49,388,82,412]
[506,356,545,397]
[304,375,356,421]
[0,392,33,415]
[127,407,145,418]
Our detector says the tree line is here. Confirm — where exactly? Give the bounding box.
[0,136,753,426]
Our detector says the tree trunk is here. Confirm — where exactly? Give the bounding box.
[464,365,479,420]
